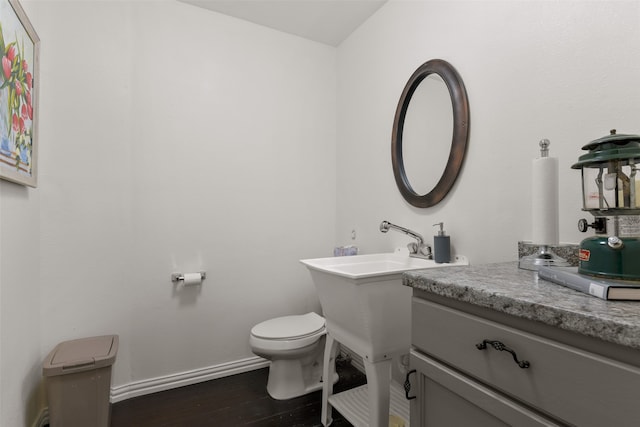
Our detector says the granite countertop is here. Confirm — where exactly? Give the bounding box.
[403,262,640,350]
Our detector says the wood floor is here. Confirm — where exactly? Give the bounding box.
[110,358,366,427]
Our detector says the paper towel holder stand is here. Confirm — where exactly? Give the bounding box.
[171,272,207,283]
[519,245,569,271]
[519,139,570,271]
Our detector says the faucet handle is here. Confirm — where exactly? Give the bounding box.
[418,244,432,258]
[407,242,433,259]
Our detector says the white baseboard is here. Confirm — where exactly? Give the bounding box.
[110,356,269,403]
[36,352,359,425]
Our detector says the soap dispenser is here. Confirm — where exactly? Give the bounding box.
[433,222,451,263]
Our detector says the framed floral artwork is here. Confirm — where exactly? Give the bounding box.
[0,0,39,187]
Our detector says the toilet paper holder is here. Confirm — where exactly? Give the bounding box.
[171,272,207,283]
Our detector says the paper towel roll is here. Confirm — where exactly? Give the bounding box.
[182,273,203,286]
[531,156,559,245]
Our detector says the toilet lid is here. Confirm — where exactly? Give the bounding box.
[251,312,325,340]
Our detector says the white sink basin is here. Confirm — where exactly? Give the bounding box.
[301,252,468,280]
[300,251,469,361]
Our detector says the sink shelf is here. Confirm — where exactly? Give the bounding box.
[328,382,410,427]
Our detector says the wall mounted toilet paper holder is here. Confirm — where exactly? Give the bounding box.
[171,272,207,283]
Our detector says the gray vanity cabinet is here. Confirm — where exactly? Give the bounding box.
[409,292,640,427]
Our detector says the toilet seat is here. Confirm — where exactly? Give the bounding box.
[250,312,325,351]
[252,312,325,340]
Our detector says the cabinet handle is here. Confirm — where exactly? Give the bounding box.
[476,339,530,369]
[404,369,417,400]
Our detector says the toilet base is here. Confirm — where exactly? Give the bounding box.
[267,358,339,400]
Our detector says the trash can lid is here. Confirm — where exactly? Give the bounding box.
[43,335,119,377]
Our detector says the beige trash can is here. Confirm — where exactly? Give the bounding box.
[42,335,118,427]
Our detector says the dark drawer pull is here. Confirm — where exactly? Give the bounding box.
[404,369,417,400]
[476,339,530,369]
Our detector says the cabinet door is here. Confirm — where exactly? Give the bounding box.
[409,349,560,427]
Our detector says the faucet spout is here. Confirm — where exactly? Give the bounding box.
[380,220,433,259]
[380,220,425,244]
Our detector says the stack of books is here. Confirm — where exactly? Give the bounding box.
[538,266,640,301]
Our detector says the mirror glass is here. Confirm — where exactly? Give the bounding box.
[402,74,453,195]
[391,59,470,208]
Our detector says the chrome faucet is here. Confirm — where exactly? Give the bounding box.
[380,220,433,259]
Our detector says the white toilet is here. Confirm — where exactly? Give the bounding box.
[250,312,335,400]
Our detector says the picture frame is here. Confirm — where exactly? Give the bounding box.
[0,0,39,187]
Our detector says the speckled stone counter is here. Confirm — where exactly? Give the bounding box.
[403,262,640,350]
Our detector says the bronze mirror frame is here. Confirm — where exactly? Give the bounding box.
[391,59,470,208]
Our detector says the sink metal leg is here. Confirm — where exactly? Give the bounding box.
[363,357,392,427]
[321,333,339,426]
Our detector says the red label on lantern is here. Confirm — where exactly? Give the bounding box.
[579,249,590,261]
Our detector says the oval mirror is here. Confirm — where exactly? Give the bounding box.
[391,59,470,208]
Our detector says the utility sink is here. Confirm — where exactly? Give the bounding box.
[300,251,469,427]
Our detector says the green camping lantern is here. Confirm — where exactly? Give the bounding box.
[572,130,640,281]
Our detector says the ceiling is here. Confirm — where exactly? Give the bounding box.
[179,0,388,46]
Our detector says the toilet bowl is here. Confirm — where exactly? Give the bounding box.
[250,312,336,400]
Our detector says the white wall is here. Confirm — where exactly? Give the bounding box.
[125,1,336,382]
[0,182,41,426]
[35,0,136,391]
[336,0,640,264]
[1,1,336,425]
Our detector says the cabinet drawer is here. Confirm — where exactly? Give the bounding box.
[412,297,640,427]
[410,349,559,427]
